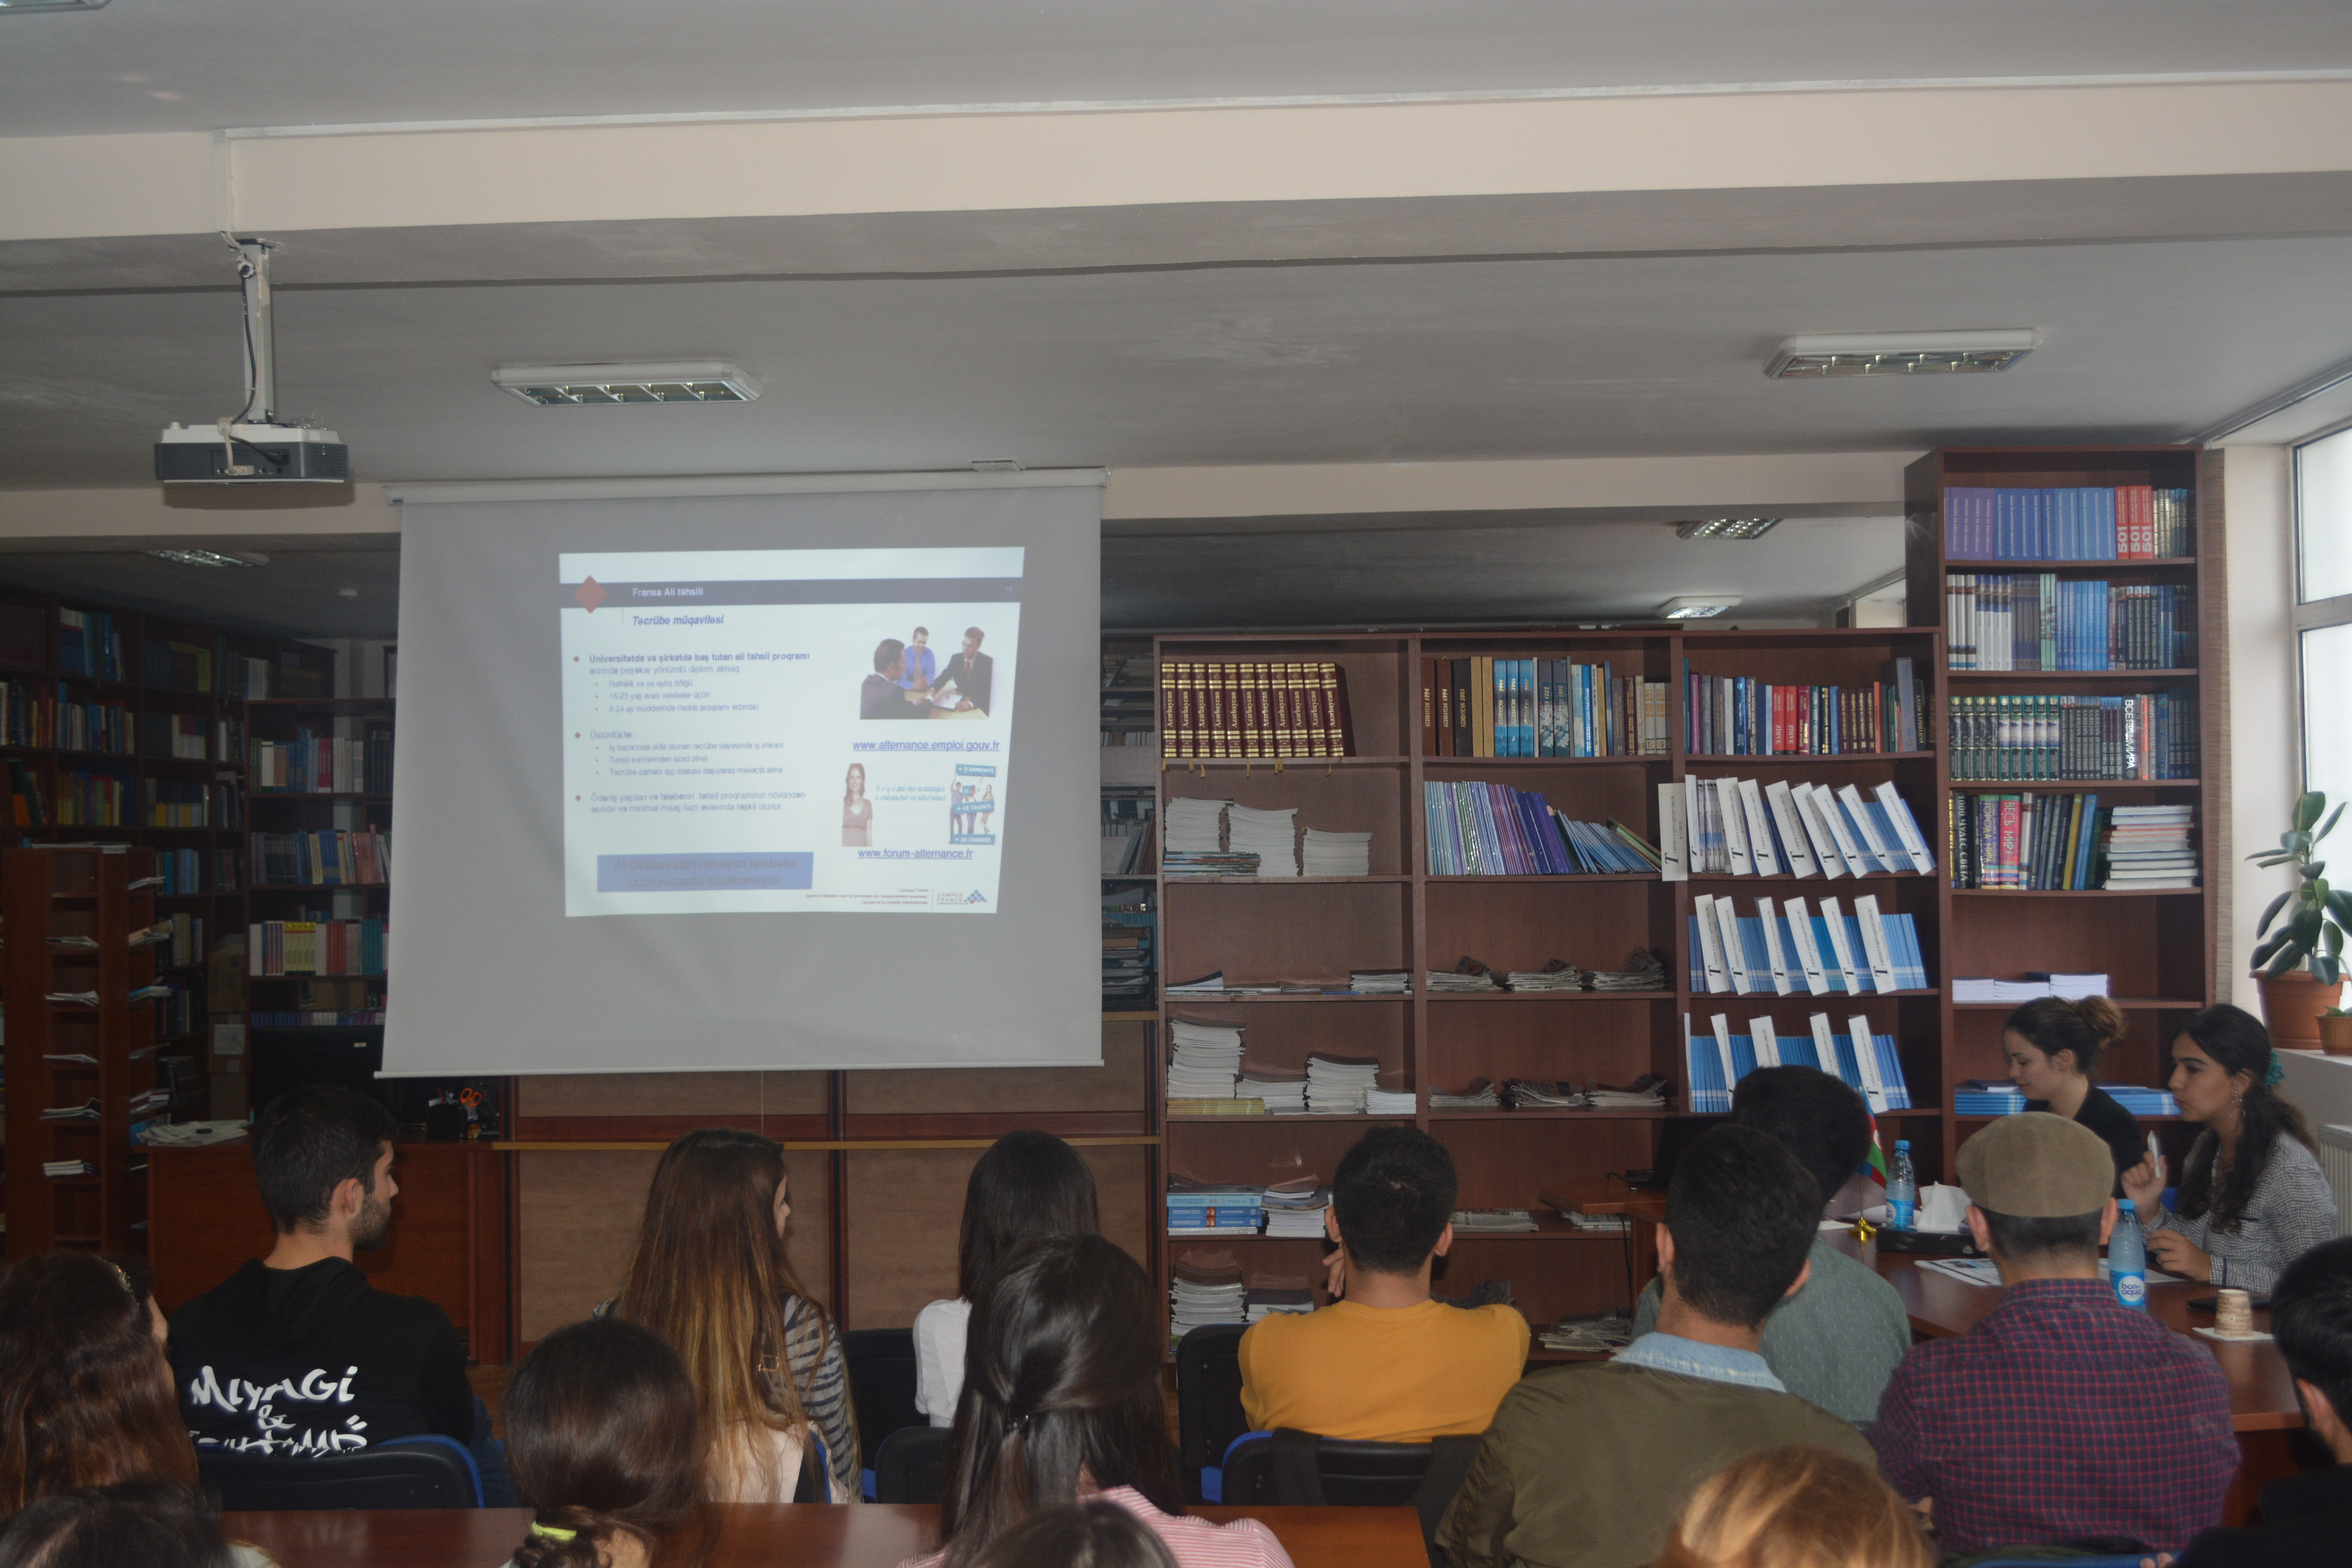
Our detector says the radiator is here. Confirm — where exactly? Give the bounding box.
[2321,1125,2352,1238]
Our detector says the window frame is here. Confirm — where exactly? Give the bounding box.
[2293,426,2352,798]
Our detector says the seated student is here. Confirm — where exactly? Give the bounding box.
[1870,1112,2238,1557]
[916,1131,1101,1428]
[910,1233,1292,1568]
[972,1499,1181,1568]
[862,639,931,720]
[1632,1068,1910,1425]
[0,1477,275,1568]
[165,1087,514,1503]
[2123,1004,2336,1294]
[1437,1127,1875,1568]
[1651,1446,1929,1568]
[503,1318,713,1568]
[1238,1127,1527,1442]
[608,1129,857,1503]
[0,1252,197,1520]
[2004,995,2143,1191]
[2174,1236,2352,1566]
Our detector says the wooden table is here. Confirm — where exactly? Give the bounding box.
[223,1503,1428,1568]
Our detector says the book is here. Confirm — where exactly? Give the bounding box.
[1942,486,2191,561]
[1159,661,1354,759]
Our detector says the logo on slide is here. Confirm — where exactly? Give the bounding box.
[965,889,989,905]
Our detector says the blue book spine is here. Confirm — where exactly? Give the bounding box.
[1780,1032,1821,1071]
[1688,918,1707,989]
[1730,1031,1759,1084]
[2100,487,2119,560]
[1831,1032,1864,1090]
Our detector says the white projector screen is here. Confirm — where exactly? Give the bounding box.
[382,483,1103,1076]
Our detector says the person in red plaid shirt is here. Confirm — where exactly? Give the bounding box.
[1868,1112,2239,1557]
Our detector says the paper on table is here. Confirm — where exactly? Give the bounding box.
[1918,1256,2189,1288]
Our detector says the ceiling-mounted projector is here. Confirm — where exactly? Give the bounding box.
[156,238,350,485]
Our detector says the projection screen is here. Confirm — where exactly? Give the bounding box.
[382,480,1103,1075]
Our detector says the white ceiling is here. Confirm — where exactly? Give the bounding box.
[5,1,2350,135]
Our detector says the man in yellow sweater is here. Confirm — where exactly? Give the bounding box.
[1239,1127,1529,1441]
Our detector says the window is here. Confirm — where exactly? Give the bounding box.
[2295,427,2352,807]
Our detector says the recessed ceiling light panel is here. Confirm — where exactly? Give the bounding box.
[1766,330,2040,379]
[0,1,112,11]
[145,548,266,569]
[1675,518,1782,541]
[1659,595,1740,619]
[492,361,759,406]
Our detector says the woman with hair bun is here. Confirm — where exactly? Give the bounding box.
[2002,995,2142,1193]
[2123,1003,2338,1292]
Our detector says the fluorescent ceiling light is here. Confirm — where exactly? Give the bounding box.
[0,1,111,10]
[969,459,1025,472]
[145,548,267,568]
[1659,595,1739,619]
[1766,330,2039,379]
[492,361,759,406]
[1675,517,1782,540]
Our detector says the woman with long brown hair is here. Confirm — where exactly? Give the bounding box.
[608,1129,856,1503]
[0,1251,196,1520]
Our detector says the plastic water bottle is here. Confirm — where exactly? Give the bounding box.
[2110,1207,2149,1310]
[1887,1141,1917,1230]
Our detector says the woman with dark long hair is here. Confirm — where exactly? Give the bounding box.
[608,1130,856,1502]
[0,1252,195,1521]
[504,1318,712,1568]
[2002,995,2141,1192]
[911,1233,1289,1568]
[915,1131,1101,1427]
[2123,1004,2337,1292]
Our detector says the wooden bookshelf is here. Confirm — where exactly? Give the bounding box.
[1903,445,2223,1180]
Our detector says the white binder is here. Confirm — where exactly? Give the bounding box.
[1737,780,1781,877]
[1817,896,1865,995]
[1716,777,1755,875]
[1756,897,1794,996]
[1764,780,1821,878]
[1853,894,1900,993]
[1655,782,1689,881]
[1692,893,1731,994]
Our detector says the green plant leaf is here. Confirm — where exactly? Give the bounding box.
[2253,930,2296,968]
[2268,946,2308,978]
[2258,888,2295,935]
[2328,890,2352,931]
[2298,792,2327,833]
[2292,831,2315,857]
[2321,955,2345,986]
[2254,853,2299,868]
[2321,803,2348,844]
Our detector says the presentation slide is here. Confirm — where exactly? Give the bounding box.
[559,547,1022,916]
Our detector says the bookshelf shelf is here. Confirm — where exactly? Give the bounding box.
[1946,558,2195,571]
[1163,875,1414,886]
[1953,996,2204,1011]
[1167,755,1410,769]
[1684,751,1937,765]
[1166,1113,1417,1126]
[1425,1108,1679,1122]
[1422,755,1669,769]
[1944,669,2196,682]
[1949,888,2201,898]
[1161,992,1412,1005]
[1684,872,1928,884]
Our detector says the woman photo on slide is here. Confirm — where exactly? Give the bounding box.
[842,764,872,848]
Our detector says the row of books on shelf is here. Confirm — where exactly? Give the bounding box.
[1944,576,2192,671]
[1421,657,1671,758]
[252,1010,387,1026]
[250,727,394,794]
[152,912,205,968]
[1941,485,2192,562]
[1100,653,1159,690]
[1156,660,1356,760]
[1684,658,1927,756]
[1670,777,1935,878]
[1953,1079,2180,1116]
[1167,1177,1331,1238]
[0,685,241,763]
[1951,795,2196,890]
[247,919,389,976]
[248,830,390,887]
[1947,694,2194,782]
[1426,953,1669,994]
[1423,781,1661,876]
[55,608,127,681]
[1101,800,1156,875]
[152,847,237,897]
[1688,895,1929,996]
[143,779,241,829]
[0,764,243,829]
[1686,1012,1912,1114]
[1102,889,1154,1004]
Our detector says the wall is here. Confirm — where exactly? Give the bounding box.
[2224,445,2302,1010]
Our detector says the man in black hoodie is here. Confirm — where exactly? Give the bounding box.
[165,1086,513,1502]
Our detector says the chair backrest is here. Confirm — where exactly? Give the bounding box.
[1174,1323,1250,1503]
[874,1423,950,1506]
[844,1326,924,1467]
[1962,1558,2152,1567]
[197,1433,483,1512]
[1220,1429,1480,1568]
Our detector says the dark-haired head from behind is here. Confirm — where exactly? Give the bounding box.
[1731,1067,1871,1210]
[1663,1126,1821,1330]
[251,1085,397,1237]
[971,1499,1180,1568]
[2270,1236,2352,1461]
[506,1317,713,1568]
[0,1479,231,1568]
[938,1234,1181,1568]
[1331,1126,1458,1277]
[957,1132,1102,1302]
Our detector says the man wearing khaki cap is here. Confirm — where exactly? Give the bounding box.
[1868,1112,2238,1557]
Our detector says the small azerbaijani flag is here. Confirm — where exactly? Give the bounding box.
[1863,1111,1889,1190]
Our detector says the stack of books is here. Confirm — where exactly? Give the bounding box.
[1167,1019,1245,1105]
[1451,1208,1541,1234]
[1101,887,1155,1005]
[43,1159,97,1178]
[1946,693,2194,781]
[1687,894,1929,995]
[1426,965,1503,994]
[1244,1275,1316,1321]
[1347,969,1412,994]
[1167,1184,1264,1238]
[1502,1080,1588,1109]
[248,919,388,976]
[1943,575,2192,671]
[1670,777,1934,878]
[2108,1085,2183,1116]
[2102,805,2197,889]
[1306,1054,1381,1112]
[1431,1078,1501,1109]
[1365,1085,1417,1115]
[1539,1315,1635,1353]
[1163,798,1228,858]
[1262,1178,1331,1238]
[1302,828,1371,877]
[1169,1250,1249,1336]
[1686,1012,1913,1114]
[1684,657,1925,755]
[1952,973,2109,1003]
[1504,961,1584,992]
[1951,1080,2176,1118]
[1235,1065,1307,1114]
[1226,804,1299,877]
[1940,484,2192,559]
[248,829,390,887]
[1163,850,1259,878]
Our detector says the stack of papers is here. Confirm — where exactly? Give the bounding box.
[136,1120,247,1147]
[1586,1075,1671,1109]
[1348,969,1412,994]
[1954,1079,2028,1115]
[1170,1250,1249,1335]
[1430,1078,1501,1109]
[39,1099,101,1122]
[1427,960,1504,993]
[1167,1019,1245,1100]
[2105,1085,2182,1115]
[1164,850,1260,878]
[2103,805,2198,889]
[1302,828,1371,877]
[1365,1086,1418,1115]
[1539,1315,1633,1353]
[1165,797,1229,854]
[43,1160,96,1177]
[1262,1179,1332,1238]
[1451,1208,1541,1233]
[1590,951,1669,991]
[1226,804,1300,877]
[1245,1274,1316,1321]
[1953,973,2110,1003]
[1503,1080,1589,1109]
[1235,1065,1308,1114]
[1306,1053,1381,1112]
[1165,972,1229,996]
[1505,960,1585,993]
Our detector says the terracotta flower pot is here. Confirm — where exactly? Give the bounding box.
[2319,1013,2352,1056]
[2255,970,2347,1046]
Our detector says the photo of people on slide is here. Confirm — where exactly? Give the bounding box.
[930,626,994,715]
[859,626,994,718]
[949,768,999,845]
[897,626,937,692]
[842,764,871,847]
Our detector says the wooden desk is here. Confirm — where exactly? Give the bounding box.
[223,1503,1427,1568]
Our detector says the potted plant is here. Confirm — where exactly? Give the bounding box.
[2321,1007,2352,1057]
[2250,790,2352,1045]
